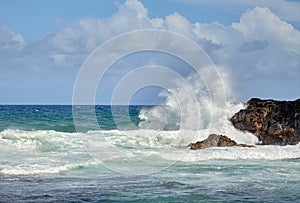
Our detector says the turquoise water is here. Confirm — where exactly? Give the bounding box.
[0,105,143,132]
[0,105,299,202]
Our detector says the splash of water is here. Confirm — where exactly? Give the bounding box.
[138,67,258,145]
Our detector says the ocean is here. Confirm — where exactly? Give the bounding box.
[0,105,299,202]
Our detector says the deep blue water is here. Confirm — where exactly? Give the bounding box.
[0,105,299,202]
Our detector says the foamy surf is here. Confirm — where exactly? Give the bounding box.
[0,162,94,175]
[1,129,300,176]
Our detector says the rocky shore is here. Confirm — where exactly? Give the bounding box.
[230,98,300,145]
[189,98,300,149]
[189,134,254,150]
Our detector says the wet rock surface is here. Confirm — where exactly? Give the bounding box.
[230,98,300,145]
[189,134,254,150]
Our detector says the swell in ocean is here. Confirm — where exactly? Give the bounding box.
[1,126,300,202]
[1,72,300,176]
[1,72,300,202]
[1,121,300,176]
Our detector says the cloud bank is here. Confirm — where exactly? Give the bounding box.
[0,0,299,103]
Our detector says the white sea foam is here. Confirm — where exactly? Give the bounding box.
[158,144,300,162]
[0,162,93,175]
[0,129,299,175]
[0,129,84,152]
[0,130,299,158]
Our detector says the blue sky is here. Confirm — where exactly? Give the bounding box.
[0,0,299,104]
[1,0,299,40]
[0,0,248,40]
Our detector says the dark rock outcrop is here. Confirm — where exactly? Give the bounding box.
[230,98,300,145]
[188,134,254,150]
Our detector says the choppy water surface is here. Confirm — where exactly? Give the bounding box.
[0,105,299,202]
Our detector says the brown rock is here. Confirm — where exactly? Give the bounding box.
[236,144,255,148]
[230,98,300,145]
[188,134,254,150]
